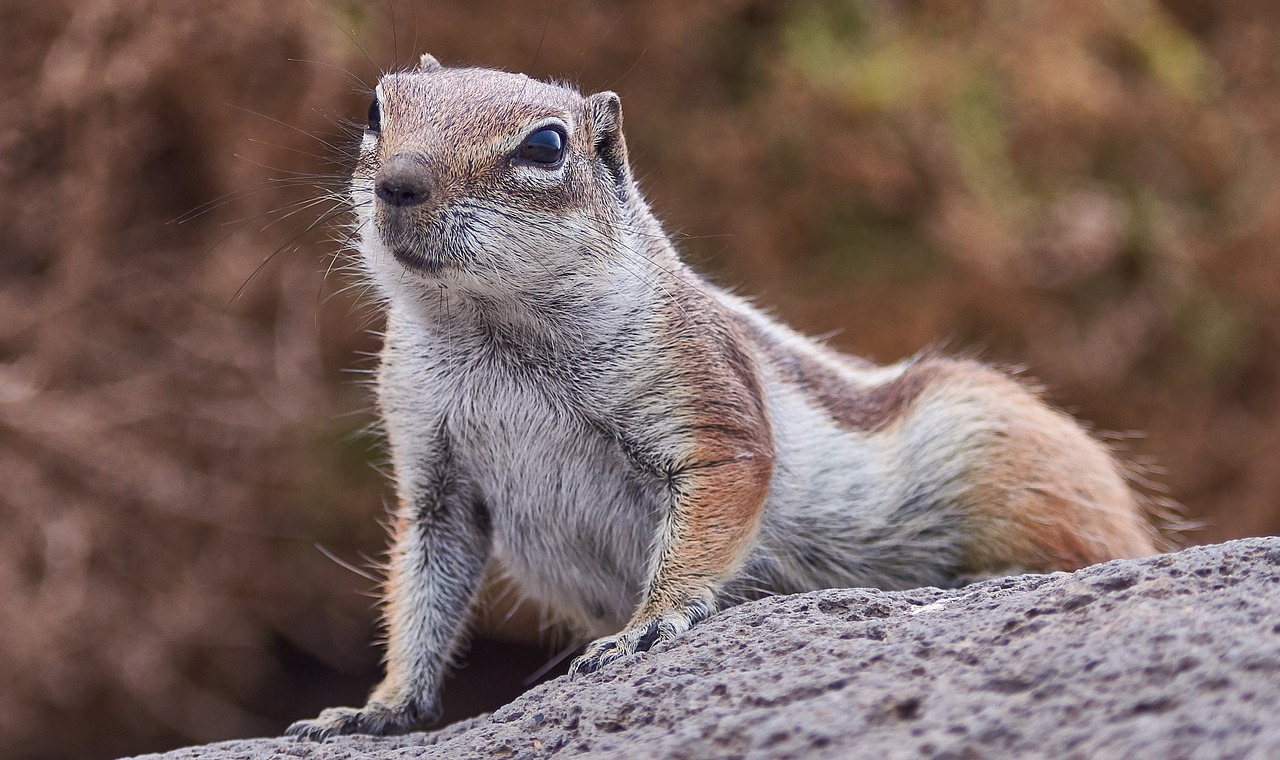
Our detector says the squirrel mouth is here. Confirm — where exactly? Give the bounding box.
[376,210,456,276]
[390,245,449,276]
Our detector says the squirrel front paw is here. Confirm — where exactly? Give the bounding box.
[568,610,699,675]
[285,700,434,741]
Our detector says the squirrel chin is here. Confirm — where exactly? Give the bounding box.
[390,247,451,277]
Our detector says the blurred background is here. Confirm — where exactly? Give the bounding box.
[3,0,1280,757]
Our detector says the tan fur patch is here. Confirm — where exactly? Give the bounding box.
[369,508,414,705]
[631,302,775,622]
[944,372,1160,573]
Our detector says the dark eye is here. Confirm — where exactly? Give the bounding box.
[518,127,565,166]
[367,99,381,133]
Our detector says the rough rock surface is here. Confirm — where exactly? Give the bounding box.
[130,538,1280,759]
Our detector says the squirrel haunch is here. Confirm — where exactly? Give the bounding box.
[286,57,1161,741]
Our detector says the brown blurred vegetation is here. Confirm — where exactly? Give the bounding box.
[3,1,1280,758]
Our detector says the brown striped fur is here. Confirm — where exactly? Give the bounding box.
[784,348,943,431]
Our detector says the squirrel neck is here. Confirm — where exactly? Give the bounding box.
[386,197,683,361]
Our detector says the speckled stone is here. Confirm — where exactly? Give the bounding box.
[128,537,1280,760]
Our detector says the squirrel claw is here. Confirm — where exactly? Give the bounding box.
[285,702,428,741]
[569,611,695,676]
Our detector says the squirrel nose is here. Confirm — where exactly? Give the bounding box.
[374,154,432,207]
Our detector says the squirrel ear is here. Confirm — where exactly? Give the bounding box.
[418,53,443,71]
[587,91,630,200]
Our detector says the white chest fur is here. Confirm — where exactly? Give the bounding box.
[378,304,661,636]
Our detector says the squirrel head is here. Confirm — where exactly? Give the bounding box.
[353,55,641,291]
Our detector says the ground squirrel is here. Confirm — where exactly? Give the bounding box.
[286,54,1161,740]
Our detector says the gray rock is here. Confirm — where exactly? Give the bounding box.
[129,538,1280,759]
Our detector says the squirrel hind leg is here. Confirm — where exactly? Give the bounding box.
[910,365,1162,576]
[961,482,1160,576]
[956,414,1160,575]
